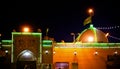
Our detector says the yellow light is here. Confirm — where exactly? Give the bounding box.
[88,9,93,13]
[53,51,56,54]
[74,51,77,55]
[105,33,109,37]
[24,27,29,32]
[114,51,118,55]
[88,36,94,42]
[88,8,94,16]
[94,51,98,55]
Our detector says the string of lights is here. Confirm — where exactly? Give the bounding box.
[96,26,120,41]
[108,35,120,41]
[96,26,120,30]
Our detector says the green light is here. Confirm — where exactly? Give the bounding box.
[43,40,52,47]
[43,40,52,43]
[2,40,12,45]
[89,24,97,42]
[55,43,120,48]
[43,45,52,47]
[2,40,12,43]
[12,32,41,36]
[90,24,93,28]
[76,29,87,41]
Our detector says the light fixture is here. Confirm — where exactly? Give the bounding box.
[88,8,94,16]
[23,51,31,56]
[114,51,118,55]
[74,51,77,55]
[53,51,56,54]
[23,27,29,32]
[88,9,93,14]
[53,50,56,54]
[94,51,98,55]
[88,36,94,42]
[105,33,109,37]
[45,50,49,54]
[5,50,8,54]
[5,50,9,55]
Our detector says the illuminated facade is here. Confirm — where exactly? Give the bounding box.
[0,24,120,69]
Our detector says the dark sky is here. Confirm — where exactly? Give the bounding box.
[0,0,120,42]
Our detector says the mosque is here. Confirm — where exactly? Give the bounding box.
[0,24,120,69]
[0,9,120,69]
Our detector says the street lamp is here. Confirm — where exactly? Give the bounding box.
[71,33,75,42]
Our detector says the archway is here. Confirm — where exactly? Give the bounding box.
[16,50,37,69]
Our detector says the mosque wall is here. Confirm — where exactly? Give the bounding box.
[53,47,120,69]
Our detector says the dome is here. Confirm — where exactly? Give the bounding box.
[76,24,108,43]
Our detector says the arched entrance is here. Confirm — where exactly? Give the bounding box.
[16,50,37,69]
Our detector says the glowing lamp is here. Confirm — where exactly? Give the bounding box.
[23,27,29,32]
[73,50,77,55]
[88,8,94,16]
[74,51,77,55]
[88,9,93,13]
[88,36,94,42]
[114,51,118,55]
[105,33,109,37]
[53,51,56,54]
[45,50,49,54]
[5,50,8,54]
[24,52,31,56]
[94,51,98,55]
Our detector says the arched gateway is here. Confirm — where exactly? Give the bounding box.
[16,50,37,69]
[11,32,42,69]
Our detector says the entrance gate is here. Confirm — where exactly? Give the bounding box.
[16,50,36,69]
[11,32,42,69]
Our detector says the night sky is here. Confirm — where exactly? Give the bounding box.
[0,0,120,42]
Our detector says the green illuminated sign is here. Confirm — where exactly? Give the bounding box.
[43,40,52,47]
